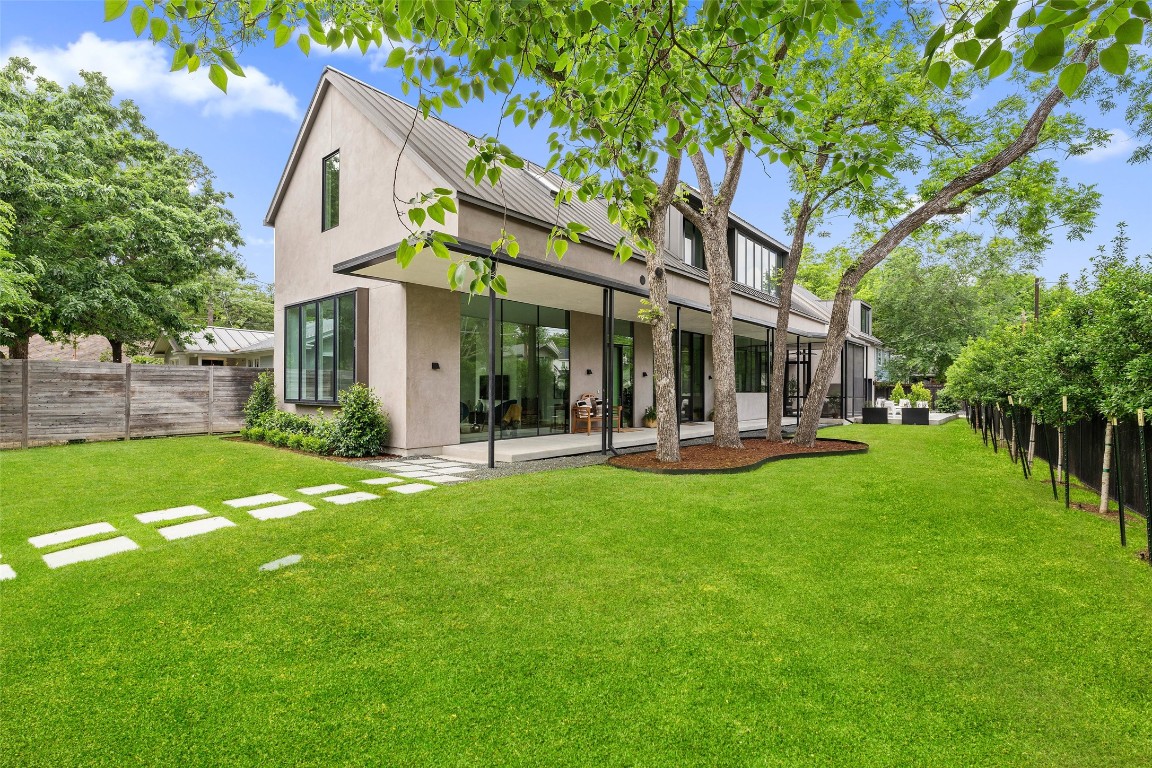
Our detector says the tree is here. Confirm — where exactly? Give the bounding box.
[789,3,1148,445]
[189,267,275,330]
[0,59,243,360]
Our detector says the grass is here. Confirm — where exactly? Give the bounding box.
[1,424,1150,767]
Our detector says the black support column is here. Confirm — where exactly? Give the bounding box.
[486,279,497,469]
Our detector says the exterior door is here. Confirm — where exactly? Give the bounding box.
[679,331,705,422]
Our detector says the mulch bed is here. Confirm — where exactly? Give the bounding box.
[608,438,867,474]
[221,436,399,462]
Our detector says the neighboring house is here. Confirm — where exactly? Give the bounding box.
[152,327,274,367]
[266,67,883,454]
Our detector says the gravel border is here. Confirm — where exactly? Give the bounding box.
[349,426,822,481]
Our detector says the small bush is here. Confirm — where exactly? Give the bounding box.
[244,372,277,428]
[301,436,329,454]
[909,382,932,406]
[248,426,265,442]
[934,389,959,412]
[258,410,315,436]
[287,433,305,450]
[329,384,390,457]
[891,382,907,402]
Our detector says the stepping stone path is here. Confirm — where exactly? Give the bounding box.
[367,459,476,484]
[29,522,117,549]
[260,554,302,571]
[248,501,314,521]
[43,537,139,569]
[361,477,403,486]
[0,563,15,582]
[223,493,289,508]
[388,483,437,494]
[297,484,348,495]
[136,505,210,524]
[157,516,236,541]
[321,491,379,505]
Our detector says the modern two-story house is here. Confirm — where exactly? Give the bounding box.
[266,68,881,458]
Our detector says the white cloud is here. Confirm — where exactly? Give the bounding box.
[4,32,300,120]
[1077,129,1135,163]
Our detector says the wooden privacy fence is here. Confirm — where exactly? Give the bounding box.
[0,361,264,449]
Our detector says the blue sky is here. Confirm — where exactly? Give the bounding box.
[2,1,1147,287]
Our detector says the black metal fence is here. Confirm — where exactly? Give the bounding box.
[966,404,1151,558]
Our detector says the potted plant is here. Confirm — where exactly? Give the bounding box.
[902,382,931,425]
[642,405,658,429]
[861,399,889,424]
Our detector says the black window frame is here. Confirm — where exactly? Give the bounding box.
[284,290,357,405]
[321,149,340,232]
[860,304,872,335]
[734,335,769,393]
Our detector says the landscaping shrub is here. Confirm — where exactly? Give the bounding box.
[328,384,390,457]
[244,372,276,428]
[934,389,959,412]
[258,410,315,436]
[909,382,932,406]
[891,382,907,402]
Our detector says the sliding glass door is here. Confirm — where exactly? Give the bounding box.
[679,331,705,422]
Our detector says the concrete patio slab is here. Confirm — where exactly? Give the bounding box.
[0,564,15,581]
[260,554,302,571]
[224,493,288,508]
[321,491,379,505]
[392,470,439,478]
[361,477,404,486]
[29,522,116,549]
[157,516,236,541]
[297,484,348,495]
[425,475,467,483]
[248,501,314,521]
[42,537,139,569]
[135,505,210,524]
[388,483,436,494]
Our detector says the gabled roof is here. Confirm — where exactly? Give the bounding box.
[155,327,274,356]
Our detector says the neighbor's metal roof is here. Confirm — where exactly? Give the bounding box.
[174,327,274,355]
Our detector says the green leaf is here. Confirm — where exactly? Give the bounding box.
[130,5,149,35]
[1115,18,1144,45]
[926,60,951,89]
[431,239,450,260]
[924,24,947,58]
[397,239,416,268]
[249,0,269,15]
[104,0,129,21]
[506,240,519,258]
[427,203,446,225]
[988,49,1013,78]
[840,0,864,20]
[149,17,168,42]
[298,34,311,55]
[217,49,245,77]
[591,1,612,26]
[1099,42,1129,75]
[1134,1,1151,19]
[208,64,228,93]
[170,46,189,72]
[385,46,406,68]
[492,275,508,295]
[553,239,568,259]
[408,207,426,227]
[274,24,292,48]
[974,38,1003,69]
[438,196,457,214]
[954,39,981,64]
[1034,25,1065,60]
[1057,62,1087,96]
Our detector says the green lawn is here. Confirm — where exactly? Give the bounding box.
[1,424,1150,767]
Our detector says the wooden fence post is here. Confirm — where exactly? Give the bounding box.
[21,358,29,449]
[207,366,214,434]
[124,362,132,441]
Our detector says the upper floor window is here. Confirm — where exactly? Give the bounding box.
[860,304,872,335]
[733,231,783,295]
[322,150,340,231]
[683,219,705,270]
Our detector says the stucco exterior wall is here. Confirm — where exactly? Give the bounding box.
[403,285,461,451]
[568,311,604,404]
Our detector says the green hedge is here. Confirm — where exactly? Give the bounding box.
[239,382,390,457]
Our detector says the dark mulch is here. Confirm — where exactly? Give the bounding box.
[608,438,866,473]
[221,436,399,462]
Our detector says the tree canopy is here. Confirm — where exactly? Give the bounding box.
[0,58,244,360]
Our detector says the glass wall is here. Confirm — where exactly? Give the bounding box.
[679,331,705,421]
[284,291,357,403]
[459,296,570,443]
[613,320,635,425]
[734,335,769,392]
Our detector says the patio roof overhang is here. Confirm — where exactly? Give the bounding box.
[333,239,828,345]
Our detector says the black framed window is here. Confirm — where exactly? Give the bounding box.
[285,291,356,403]
[322,150,340,231]
[732,231,780,295]
[734,335,769,392]
[683,219,705,270]
[860,304,872,335]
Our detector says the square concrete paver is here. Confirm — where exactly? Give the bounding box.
[322,491,379,505]
[248,502,314,521]
[0,564,15,581]
[157,516,236,541]
[224,493,289,508]
[136,505,210,524]
[392,470,439,479]
[388,483,437,494]
[367,462,411,470]
[361,477,403,486]
[425,475,468,483]
[297,484,348,495]
[29,522,117,549]
[42,537,139,569]
[405,459,443,465]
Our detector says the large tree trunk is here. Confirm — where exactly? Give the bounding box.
[8,335,30,359]
[1100,420,1113,516]
[767,200,815,441]
[703,223,742,448]
[792,50,1092,446]
[110,339,124,363]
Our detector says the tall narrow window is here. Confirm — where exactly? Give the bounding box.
[284,291,358,403]
[322,150,340,231]
[860,304,872,335]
